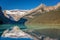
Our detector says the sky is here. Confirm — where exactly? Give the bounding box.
[0,0,60,10]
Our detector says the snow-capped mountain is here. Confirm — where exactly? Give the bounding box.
[3,2,60,21]
[3,10,30,21]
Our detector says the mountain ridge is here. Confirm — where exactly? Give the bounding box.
[3,2,60,21]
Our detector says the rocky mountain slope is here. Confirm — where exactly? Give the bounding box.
[26,9,60,25]
[25,3,60,25]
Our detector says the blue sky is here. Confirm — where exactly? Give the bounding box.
[0,0,60,10]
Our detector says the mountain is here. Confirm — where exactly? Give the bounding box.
[3,10,29,21]
[26,9,60,24]
[25,3,60,29]
[3,2,60,22]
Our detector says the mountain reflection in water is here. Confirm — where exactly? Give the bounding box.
[0,23,27,36]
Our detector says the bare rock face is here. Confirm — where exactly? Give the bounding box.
[1,26,33,38]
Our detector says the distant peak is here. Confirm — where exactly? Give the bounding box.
[57,2,60,6]
[57,2,60,5]
[55,2,60,8]
[40,3,46,7]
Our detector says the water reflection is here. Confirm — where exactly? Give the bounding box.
[0,24,27,36]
